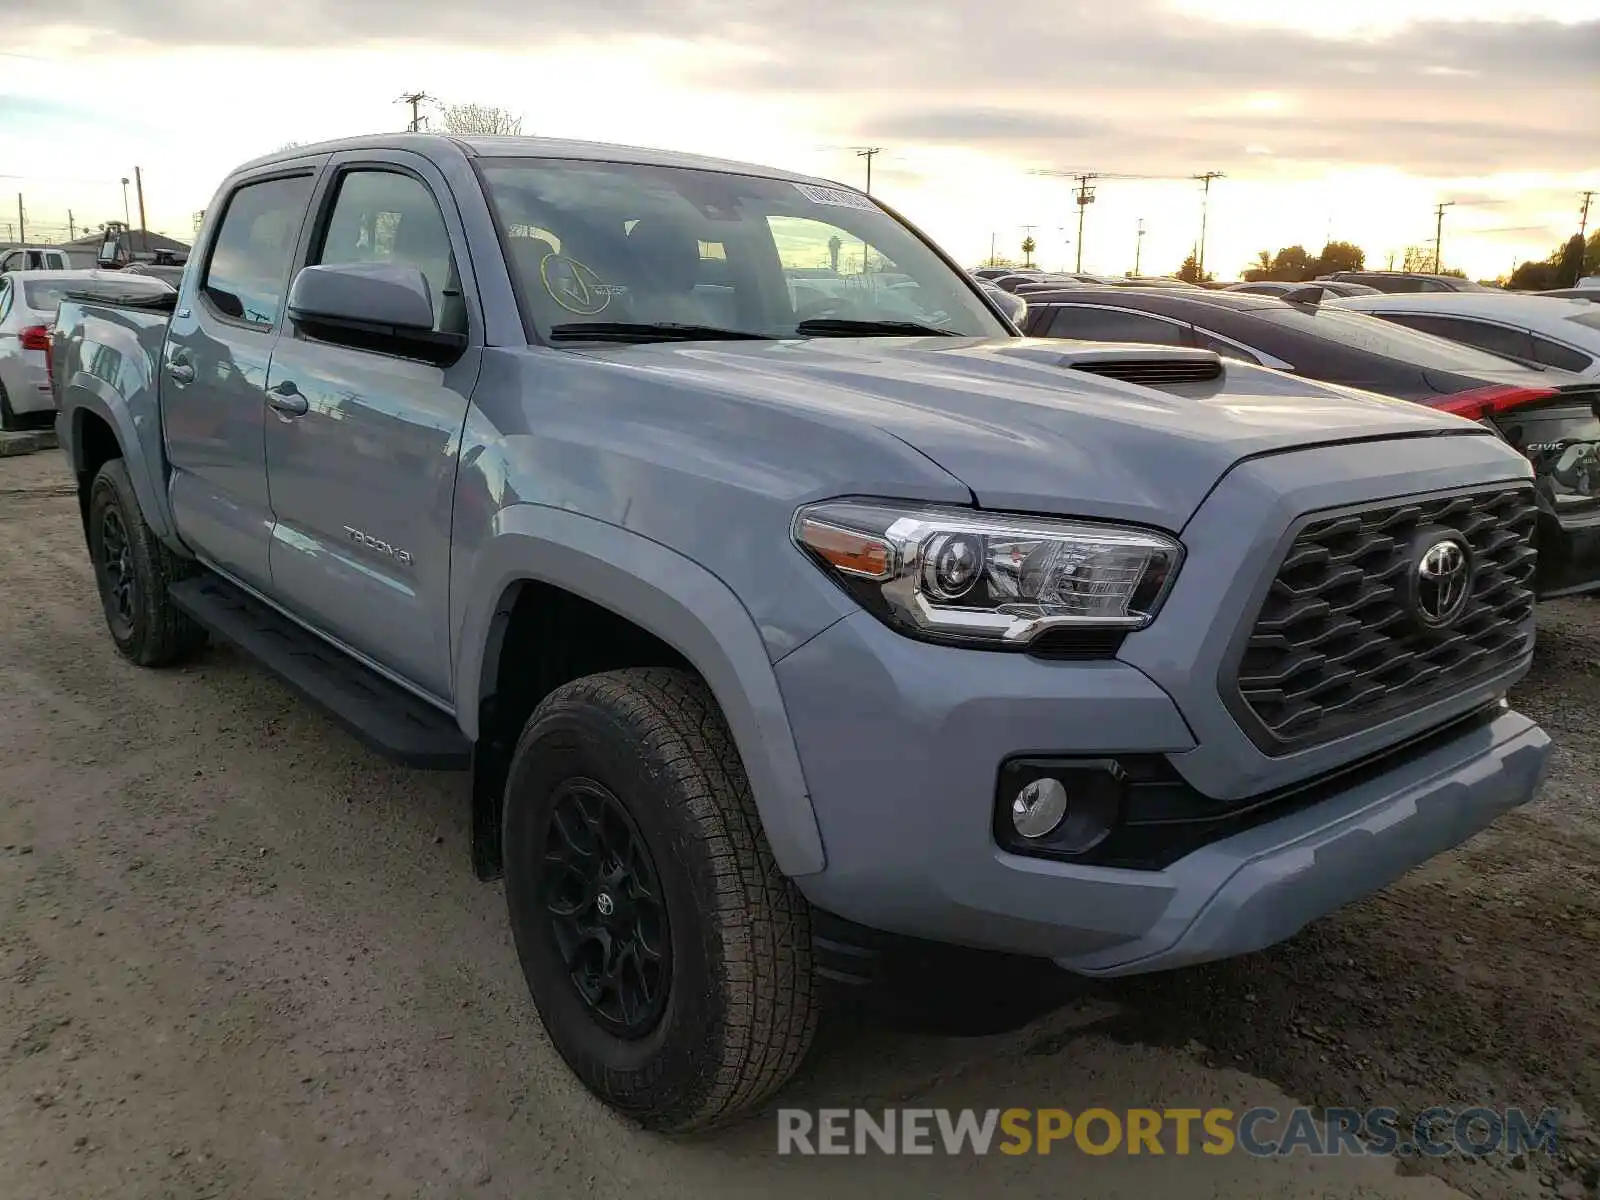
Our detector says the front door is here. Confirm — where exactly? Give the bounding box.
[163,171,317,589]
[262,156,481,702]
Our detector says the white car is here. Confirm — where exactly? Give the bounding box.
[0,269,171,430]
[1329,291,1600,379]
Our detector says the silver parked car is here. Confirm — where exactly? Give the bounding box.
[0,269,172,429]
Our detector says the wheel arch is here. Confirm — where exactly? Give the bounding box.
[456,504,827,879]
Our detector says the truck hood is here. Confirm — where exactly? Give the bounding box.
[590,336,1493,530]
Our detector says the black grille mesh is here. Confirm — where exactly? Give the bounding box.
[1231,487,1537,753]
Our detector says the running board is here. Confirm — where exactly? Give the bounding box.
[170,574,472,770]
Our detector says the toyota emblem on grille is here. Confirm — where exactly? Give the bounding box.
[1414,536,1472,627]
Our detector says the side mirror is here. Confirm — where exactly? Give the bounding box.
[286,262,465,365]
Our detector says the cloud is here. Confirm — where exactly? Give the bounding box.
[7,0,1596,180]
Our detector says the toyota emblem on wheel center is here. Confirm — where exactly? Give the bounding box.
[1413,535,1472,628]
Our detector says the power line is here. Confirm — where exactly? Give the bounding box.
[1031,169,1193,272]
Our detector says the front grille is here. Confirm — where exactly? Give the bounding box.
[1072,358,1222,386]
[1229,486,1537,754]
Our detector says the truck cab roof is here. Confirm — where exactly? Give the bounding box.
[239,133,842,189]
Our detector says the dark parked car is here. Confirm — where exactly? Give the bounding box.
[1024,289,1600,597]
[1228,280,1380,297]
[1320,271,1487,294]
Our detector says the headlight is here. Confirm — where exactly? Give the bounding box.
[792,500,1182,649]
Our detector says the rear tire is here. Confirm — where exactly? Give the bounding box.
[87,458,207,667]
[503,667,818,1133]
[0,381,17,432]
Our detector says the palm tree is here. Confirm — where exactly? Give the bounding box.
[1021,236,1037,268]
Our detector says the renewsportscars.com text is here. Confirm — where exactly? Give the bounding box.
[776,1106,1562,1158]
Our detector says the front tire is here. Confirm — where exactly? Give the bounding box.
[87,458,207,667]
[503,668,818,1133]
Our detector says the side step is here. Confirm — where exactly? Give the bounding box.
[170,574,472,770]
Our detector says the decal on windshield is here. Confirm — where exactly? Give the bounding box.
[792,183,879,212]
[539,253,625,315]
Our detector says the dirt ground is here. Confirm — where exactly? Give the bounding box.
[1,448,1595,1200]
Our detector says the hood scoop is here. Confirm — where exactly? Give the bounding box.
[1066,347,1224,387]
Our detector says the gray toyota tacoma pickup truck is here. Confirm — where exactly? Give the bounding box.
[51,134,1550,1132]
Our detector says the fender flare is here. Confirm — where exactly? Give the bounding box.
[63,371,175,543]
[454,504,827,878]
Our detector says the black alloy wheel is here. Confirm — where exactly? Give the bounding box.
[542,778,670,1037]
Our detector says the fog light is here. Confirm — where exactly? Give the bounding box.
[1011,777,1069,839]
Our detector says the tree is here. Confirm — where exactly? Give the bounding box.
[1176,253,1213,284]
[1314,240,1364,275]
[1021,236,1036,268]
[827,235,842,273]
[1240,249,1273,281]
[1555,234,1586,288]
[1586,231,1600,276]
[440,103,524,136]
[1508,260,1559,291]
[1401,245,1435,273]
[1270,244,1315,281]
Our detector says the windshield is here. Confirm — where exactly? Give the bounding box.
[1255,304,1541,372]
[479,159,1006,342]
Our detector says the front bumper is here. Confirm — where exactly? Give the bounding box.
[775,612,1549,974]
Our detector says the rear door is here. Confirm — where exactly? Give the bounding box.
[261,151,482,702]
[164,168,319,589]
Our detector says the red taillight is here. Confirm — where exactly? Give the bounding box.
[1436,384,1558,420]
[18,324,50,352]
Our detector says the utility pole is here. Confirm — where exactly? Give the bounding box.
[1072,175,1097,272]
[16,194,23,244]
[853,146,884,195]
[1134,218,1145,276]
[1433,200,1454,274]
[120,177,132,231]
[990,232,997,267]
[397,91,434,132]
[1581,190,1595,241]
[1193,171,1224,280]
[68,209,75,241]
[134,166,148,252]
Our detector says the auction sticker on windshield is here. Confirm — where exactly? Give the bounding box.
[793,183,879,211]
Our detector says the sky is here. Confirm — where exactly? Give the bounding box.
[0,0,1596,281]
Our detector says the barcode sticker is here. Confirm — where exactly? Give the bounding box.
[792,183,879,211]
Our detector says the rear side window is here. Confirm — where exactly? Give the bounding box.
[314,169,466,336]
[202,175,314,327]
[20,280,72,312]
[1531,334,1593,372]
[1192,328,1263,364]
[1377,313,1533,363]
[1045,306,1190,346]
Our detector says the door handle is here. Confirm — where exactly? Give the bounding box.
[265,381,309,417]
[166,360,196,385]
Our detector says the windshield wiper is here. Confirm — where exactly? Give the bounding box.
[548,321,774,344]
[794,318,960,338]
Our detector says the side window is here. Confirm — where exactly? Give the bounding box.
[1045,307,1189,347]
[314,170,465,335]
[202,175,314,327]
[1530,334,1594,373]
[1380,313,1533,362]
